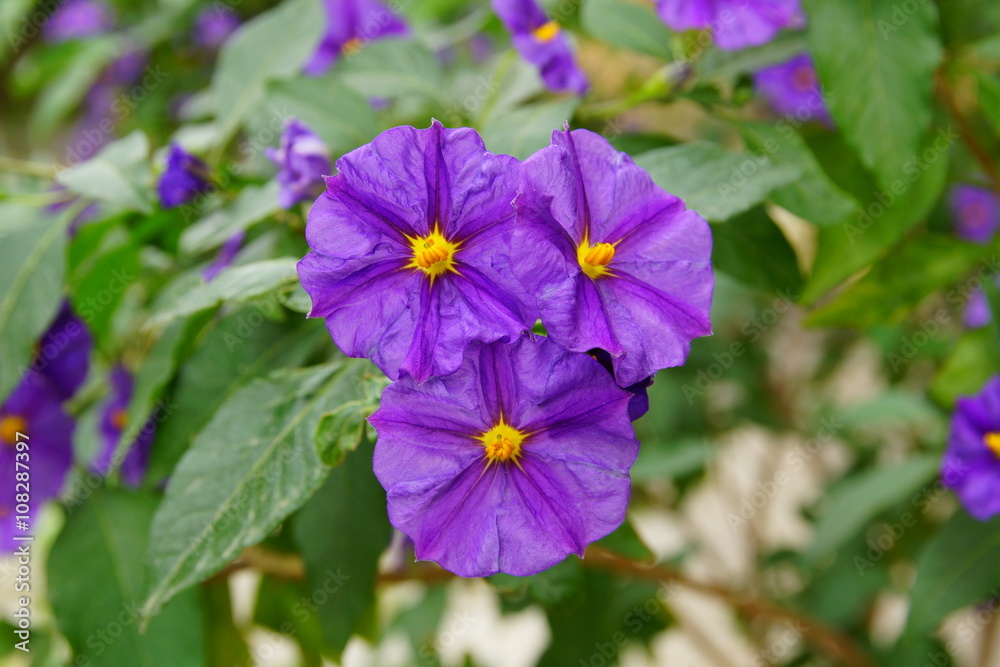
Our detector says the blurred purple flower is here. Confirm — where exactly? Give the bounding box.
[0,374,75,551]
[369,336,639,577]
[491,0,588,95]
[754,53,831,125]
[304,0,409,76]
[203,232,245,281]
[158,143,211,209]
[655,0,803,51]
[32,302,92,401]
[44,0,114,43]
[944,376,1000,520]
[193,5,241,50]
[266,120,332,209]
[590,349,653,421]
[511,128,714,387]
[965,288,990,329]
[92,366,154,487]
[950,185,1000,245]
[297,121,537,383]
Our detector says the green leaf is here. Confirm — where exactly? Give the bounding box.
[595,521,653,561]
[48,488,205,667]
[146,311,325,483]
[711,207,801,293]
[148,258,299,327]
[931,329,999,408]
[804,457,940,566]
[338,39,449,108]
[143,360,376,619]
[801,127,950,304]
[68,237,140,351]
[635,142,799,222]
[740,122,857,226]
[294,438,391,657]
[0,209,67,401]
[314,366,386,466]
[56,131,153,214]
[803,0,942,188]
[30,36,119,143]
[806,235,987,328]
[179,181,280,255]
[265,77,379,156]
[905,512,1000,635]
[978,71,1000,138]
[581,0,673,60]
[481,98,579,160]
[212,0,325,145]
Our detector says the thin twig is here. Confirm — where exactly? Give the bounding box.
[935,69,1000,194]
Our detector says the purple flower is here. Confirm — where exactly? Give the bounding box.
[298,121,537,383]
[590,349,653,421]
[754,53,831,126]
[203,232,245,282]
[193,5,241,50]
[32,302,92,401]
[511,128,713,387]
[92,366,154,487]
[104,48,149,86]
[950,185,1000,245]
[266,120,332,209]
[158,144,211,209]
[369,336,639,577]
[0,374,74,551]
[655,0,803,51]
[491,0,588,95]
[304,0,409,76]
[44,0,114,43]
[965,288,990,329]
[943,376,1000,520]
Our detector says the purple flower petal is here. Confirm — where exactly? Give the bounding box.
[157,144,211,209]
[32,301,91,401]
[512,128,713,387]
[753,53,831,126]
[492,0,589,95]
[950,184,1000,245]
[369,336,638,577]
[944,376,1000,520]
[267,119,332,209]
[304,0,409,76]
[656,0,803,51]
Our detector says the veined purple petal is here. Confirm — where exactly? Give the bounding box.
[369,336,638,577]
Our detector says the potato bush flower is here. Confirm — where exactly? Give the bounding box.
[92,365,154,487]
[490,0,589,95]
[304,0,409,76]
[369,336,639,577]
[266,119,332,209]
[754,53,831,126]
[656,0,802,51]
[157,143,211,208]
[0,375,74,551]
[944,377,1000,520]
[950,184,1000,245]
[34,302,91,401]
[193,6,241,50]
[511,128,713,387]
[43,0,114,43]
[298,121,537,383]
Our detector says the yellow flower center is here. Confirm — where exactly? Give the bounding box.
[0,415,27,445]
[342,37,364,55]
[407,225,460,281]
[985,432,1000,457]
[479,420,526,465]
[533,20,561,43]
[577,238,616,279]
[111,408,128,431]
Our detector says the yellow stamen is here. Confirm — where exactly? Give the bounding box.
[342,37,364,55]
[533,20,561,43]
[985,432,1000,457]
[111,408,128,431]
[577,237,617,279]
[0,415,27,445]
[406,224,460,281]
[479,420,526,465]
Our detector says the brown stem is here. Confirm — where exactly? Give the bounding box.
[582,547,877,667]
[936,69,1000,194]
[223,544,874,666]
